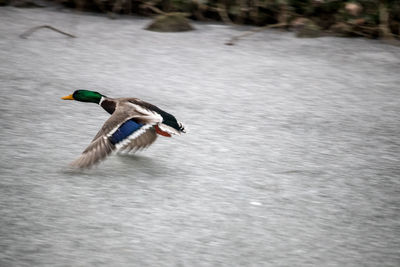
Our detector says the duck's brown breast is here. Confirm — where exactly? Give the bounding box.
[101,99,116,114]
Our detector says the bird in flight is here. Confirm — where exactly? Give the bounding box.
[62,90,186,168]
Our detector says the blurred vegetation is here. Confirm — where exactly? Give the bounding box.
[6,0,400,39]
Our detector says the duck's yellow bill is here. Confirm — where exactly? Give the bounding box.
[61,94,74,100]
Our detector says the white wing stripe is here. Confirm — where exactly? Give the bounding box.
[115,124,153,150]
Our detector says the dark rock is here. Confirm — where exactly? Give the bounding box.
[146,13,194,32]
[291,17,312,29]
[292,18,322,38]
[11,0,43,8]
[330,22,352,36]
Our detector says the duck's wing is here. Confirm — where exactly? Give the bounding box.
[90,100,162,142]
[126,98,186,135]
[70,102,162,168]
[118,127,158,153]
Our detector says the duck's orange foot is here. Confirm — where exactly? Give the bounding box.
[155,125,172,137]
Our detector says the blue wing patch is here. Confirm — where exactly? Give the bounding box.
[109,120,143,145]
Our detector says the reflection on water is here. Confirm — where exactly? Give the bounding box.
[1,6,400,267]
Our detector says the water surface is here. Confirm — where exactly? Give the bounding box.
[1,6,400,266]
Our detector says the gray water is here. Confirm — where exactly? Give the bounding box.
[1,6,400,266]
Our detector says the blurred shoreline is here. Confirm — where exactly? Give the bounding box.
[2,0,400,41]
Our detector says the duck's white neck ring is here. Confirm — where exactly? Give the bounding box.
[99,96,105,105]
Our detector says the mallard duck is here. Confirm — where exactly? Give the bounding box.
[61,90,186,168]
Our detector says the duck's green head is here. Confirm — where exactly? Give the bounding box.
[61,90,104,104]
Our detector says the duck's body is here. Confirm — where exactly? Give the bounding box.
[62,90,185,168]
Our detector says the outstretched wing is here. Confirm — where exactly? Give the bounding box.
[127,98,186,134]
[70,102,162,168]
[118,127,158,153]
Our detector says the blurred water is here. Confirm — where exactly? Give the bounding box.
[1,6,400,266]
